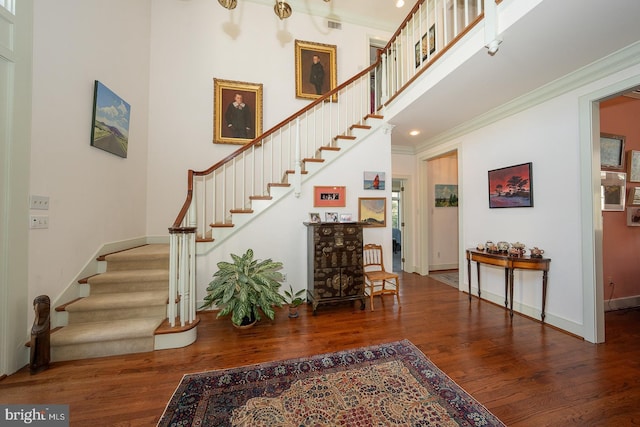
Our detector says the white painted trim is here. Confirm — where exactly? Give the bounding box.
[604,296,640,312]
[154,326,198,350]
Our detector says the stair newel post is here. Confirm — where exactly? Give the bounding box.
[293,117,302,198]
[168,231,178,327]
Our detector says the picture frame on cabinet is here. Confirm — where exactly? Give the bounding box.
[629,187,640,205]
[295,40,337,101]
[627,150,640,182]
[601,171,626,211]
[213,78,263,145]
[314,186,346,207]
[626,207,640,226]
[325,212,339,223]
[600,133,625,170]
[358,197,386,227]
[309,212,321,223]
[339,213,353,223]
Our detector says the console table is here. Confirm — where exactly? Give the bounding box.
[465,249,551,322]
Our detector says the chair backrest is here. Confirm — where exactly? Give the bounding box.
[363,244,386,272]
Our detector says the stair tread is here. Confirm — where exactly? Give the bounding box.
[65,291,168,312]
[51,318,164,346]
[104,244,169,262]
[87,269,169,284]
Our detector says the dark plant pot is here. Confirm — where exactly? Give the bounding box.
[233,315,257,329]
[288,306,299,318]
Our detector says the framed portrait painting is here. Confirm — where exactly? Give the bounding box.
[295,40,337,101]
[214,78,263,145]
[91,80,130,158]
[488,162,533,208]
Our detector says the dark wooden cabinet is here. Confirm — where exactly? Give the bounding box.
[305,222,365,313]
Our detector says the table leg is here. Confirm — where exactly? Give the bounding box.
[467,257,472,302]
[541,270,548,322]
[476,262,481,299]
[504,268,509,308]
[509,268,515,318]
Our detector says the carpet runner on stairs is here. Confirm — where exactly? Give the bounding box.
[50,244,169,362]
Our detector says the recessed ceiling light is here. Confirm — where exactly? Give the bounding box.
[396,0,405,7]
[409,130,420,136]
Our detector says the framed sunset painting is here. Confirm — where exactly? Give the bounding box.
[488,162,533,208]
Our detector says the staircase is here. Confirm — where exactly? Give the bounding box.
[50,245,170,362]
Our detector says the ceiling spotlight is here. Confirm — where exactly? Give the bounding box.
[396,0,405,7]
[274,0,292,19]
[409,130,420,136]
[218,0,237,9]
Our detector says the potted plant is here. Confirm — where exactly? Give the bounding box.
[284,285,306,318]
[200,249,285,328]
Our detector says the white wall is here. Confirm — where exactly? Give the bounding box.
[427,153,458,270]
[30,0,151,314]
[196,125,393,305]
[146,0,391,236]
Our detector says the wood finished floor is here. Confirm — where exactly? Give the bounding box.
[1,272,639,426]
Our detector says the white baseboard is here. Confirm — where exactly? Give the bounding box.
[605,295,640,312]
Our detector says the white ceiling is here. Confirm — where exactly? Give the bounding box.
[254,0,640,150]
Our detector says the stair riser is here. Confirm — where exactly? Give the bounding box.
[68,305,166,323]
[89,281,168,294]
[106,259,169,271]
[51,338,154,362]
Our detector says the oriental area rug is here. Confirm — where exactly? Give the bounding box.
[157,339,504,426]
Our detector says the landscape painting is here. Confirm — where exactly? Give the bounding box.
[363,171,385,190]
[358,197,386,227]
[435,184,458,207]
[488,162,533,208]
[91,81,130,158]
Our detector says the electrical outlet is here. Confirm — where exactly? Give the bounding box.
[282,273,287,282]
[30,215,49,229]
[30,195,50,210]
[608,276,613,285]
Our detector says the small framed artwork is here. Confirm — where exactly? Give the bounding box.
[627,207,640,226]
[91,80,130,158]
[358,197,386,227]
[488,162,533,208]
[627,150,640,182]
[295,40,337,101]
[629,187,640,205]
[363,171,385,190]
[600,133,625,170]
[214,78,263,145]
[413,25,435,68]
[428,24,436,56]
[325,212,339,223]
[314,186,346,207]
[339,213,353,223]
[309,212,321,223]
[435,184,458,207]
[600,171,626,211]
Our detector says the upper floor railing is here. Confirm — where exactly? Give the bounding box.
[167,0,490,327]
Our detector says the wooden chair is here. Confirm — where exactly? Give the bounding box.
[362,244,400,311]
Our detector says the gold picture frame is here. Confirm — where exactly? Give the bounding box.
[294,40,337,101]
[358,197,386,227]
[213,78,263,145]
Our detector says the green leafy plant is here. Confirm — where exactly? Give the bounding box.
[200,249,285,326]
[284,284,306,308]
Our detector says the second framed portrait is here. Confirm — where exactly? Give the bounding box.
[295,40,337,101]
[214,78,263,145]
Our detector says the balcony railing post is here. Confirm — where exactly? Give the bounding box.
[294,117,302,197]
[381,52,389,104]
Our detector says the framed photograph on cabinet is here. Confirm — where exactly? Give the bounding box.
[325,212,339,223]
[358,197,386,227]
[627,150,640,182]
[314,186,346,207]
[214,78,263,145]
[309,212,321,223]
[488,162,533,208]
[295,40,337,101]
[601,171,626,211]
[629,187,640,205]
[627,207,640,226]
[339,213,353,223]
[600,133,625,170]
